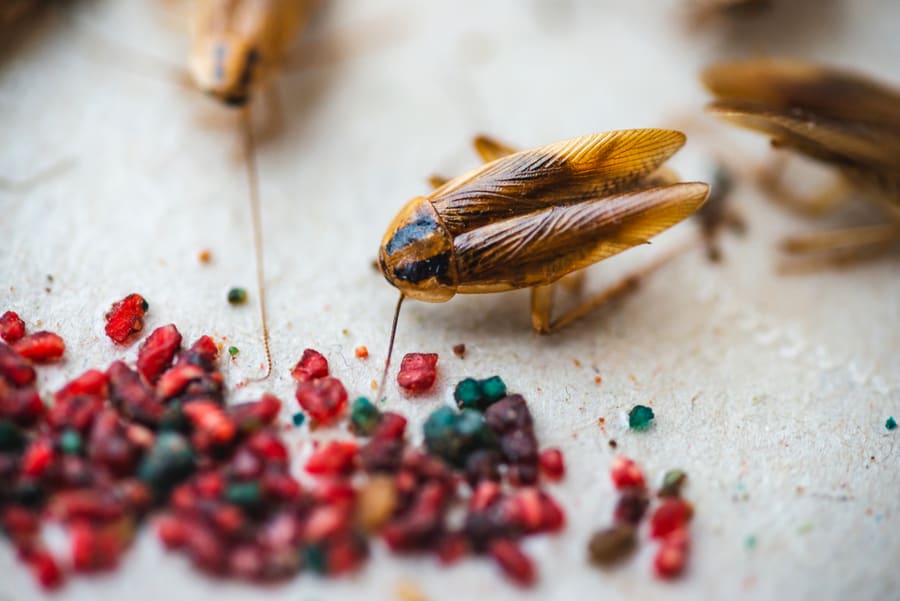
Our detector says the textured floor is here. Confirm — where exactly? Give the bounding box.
[1,1,898,600]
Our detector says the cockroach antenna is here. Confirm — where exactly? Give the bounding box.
[376,293,404,402]
[240,107,273,382]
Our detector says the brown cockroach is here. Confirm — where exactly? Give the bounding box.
[376,130,710,391]
[702,58,900,271]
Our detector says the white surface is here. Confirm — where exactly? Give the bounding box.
[1,1,899,600]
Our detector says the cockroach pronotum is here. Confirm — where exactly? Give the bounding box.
[376,129,710,392]
[702,58,900,272]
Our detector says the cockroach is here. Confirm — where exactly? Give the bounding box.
[687,0,771,26]
[702,58,900,271]
[376,130,709,392]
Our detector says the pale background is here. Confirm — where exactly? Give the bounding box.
[1,1,898,600]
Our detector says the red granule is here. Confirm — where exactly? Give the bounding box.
[0,311,26,343]
[71,522,121,572]
[538,448,565,480]
[183,401,236,448]
[54,369,108,404]
[27,549,65,590]
[136,324,182,383]
[650,498,693,540]
[0,384,44,425]
[156,364,204,400]
[653,528,690,578]
[21,439,55,477]
[610,456,646,490]
[354,346,369,359]
[488,540,535,586]
[396,353,438,393]
[305,440,358,476]
[295,376,348,424]
[104,294,148,344]
[12,331,65,363]
[290,348,329,382]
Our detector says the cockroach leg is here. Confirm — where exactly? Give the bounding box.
[536,238,700,335]
[756,158,850,217]
[473,134,517,162]
[529,285,555,334]
[428,174,449,189]
[251,83,286,147]
[777,223,900,273]
[559,271,587,294]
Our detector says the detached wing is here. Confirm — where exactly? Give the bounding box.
[429,129,687,235]
[453,182,709,292]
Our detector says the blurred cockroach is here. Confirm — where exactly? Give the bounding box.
[686,0,770,27]
[376,130,710,391]
[702,58,900,271]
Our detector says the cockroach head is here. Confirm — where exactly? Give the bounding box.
[379,197,456,303]
[190,34,260,108]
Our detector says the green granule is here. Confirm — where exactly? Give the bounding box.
[59,429,83,454]
[659,469,687,497]
[225,482,261,508]
[349,397,381,436]
[453,376,507,411]
[138,432,195,499]
[423,406,492,466]
[628,405,655,430]
[228,346,239,357]
[886,416,897,431]
[227,287,248,305]
[292,412,306,427]
[744,535,757,550]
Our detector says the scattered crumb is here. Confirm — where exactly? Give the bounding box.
[227,346,239,358]
[744,535,757,551]
[573,358,582,367]
[628,405,655,431]
[394,580,428,601]
[370,379,378,390]
[594,376,603,384]
[198,249,212,264]
[452,343,466,358]
[355,346,369,359]
[609,439,618,449]
[341,328,349,336]
[227,288,247,305]
[886,416,897,431]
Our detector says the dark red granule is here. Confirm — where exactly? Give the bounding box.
[305,440,359,476]
[312,479,356,505]
[0,343,36,386]
[371,411,407,440]
[2,505,40,541]
[396,353,438,393]
[247,431,289,463]
[304,504,353,542]
[610,456,646,491]
[136,324,182,383]
[185,335,219,369]
[104,294,148,344]
[0,384,45,426]
[54,369,108,404]
[21,439,55,477]
[107,361,164,427]
[47,394,103,433]
[650,498,693,540]
[451,344,466,359]
[488,539,535,586]
[654,528,690,579]
[87,410,141,477]
[26,548,64,590]
[358,437,405,473]
[538,448,565,480]
[12,331,65,363]
[295,377,348,424]
[228,394,281,435]
[469,481,502,512]
[613,492,650,525]
[50,488,127,523]
[0,311,26,344]
[464,449,502,487]
[290,349,329,382]
[437,532,469,564]
[71,522,121,572]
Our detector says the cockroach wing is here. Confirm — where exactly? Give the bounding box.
[453,182,709,293]
[701,59,900,129]
[430,129,687,235]
[707,101,900,172]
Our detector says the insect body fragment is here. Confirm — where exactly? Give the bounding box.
[378,129,709,334]
[702,58,900,270]
[190,0,314,106]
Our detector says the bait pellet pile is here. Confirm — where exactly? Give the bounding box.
[0,301,566,590]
